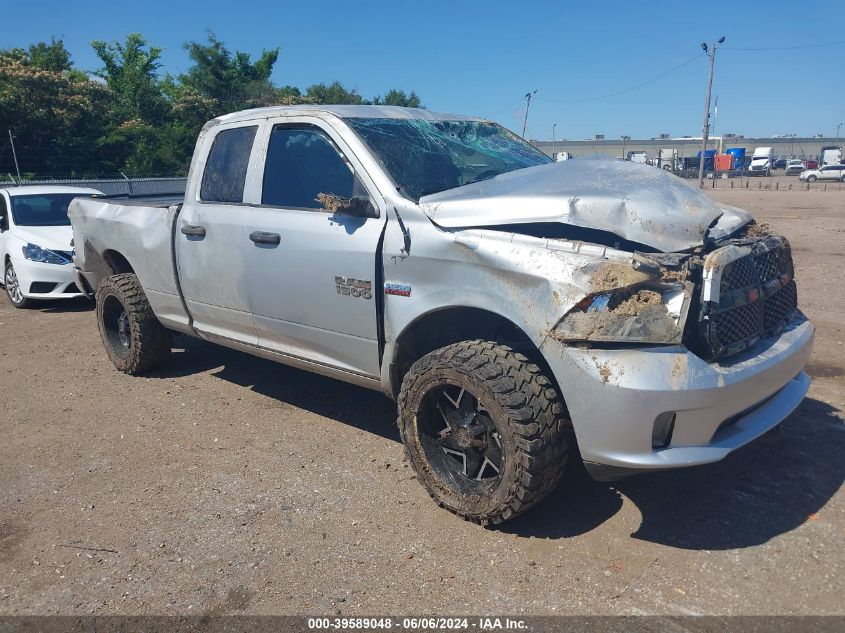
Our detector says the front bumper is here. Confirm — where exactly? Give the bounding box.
[540,317,814,480]
[7,256,85,300]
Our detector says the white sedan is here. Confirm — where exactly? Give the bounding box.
[0,185,102,308]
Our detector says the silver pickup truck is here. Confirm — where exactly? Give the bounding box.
[69,105,814,525]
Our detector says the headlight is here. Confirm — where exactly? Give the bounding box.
[21,243,71,265]
[553,283,691,345]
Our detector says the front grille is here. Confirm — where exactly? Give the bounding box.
[697,235,799,359]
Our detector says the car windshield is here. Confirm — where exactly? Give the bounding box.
[10,193,93,226]
[344,118,551,201]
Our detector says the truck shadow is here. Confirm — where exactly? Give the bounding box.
[504,397,844,550]
[156,338,843,550]
[158,337,399,442]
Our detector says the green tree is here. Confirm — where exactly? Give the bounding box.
[373,88,421,108]
[0,42,112,178]
[305,81,365,105]
[181,32,280,113]
[91,33,167,123]
[27,38,74,73]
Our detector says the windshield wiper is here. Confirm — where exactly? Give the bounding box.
[462,172,498,187]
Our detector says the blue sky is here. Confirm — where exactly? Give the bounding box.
[6,0,844,140]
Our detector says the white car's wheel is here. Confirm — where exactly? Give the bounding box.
[807,175,817,183]
[4,261,33,309]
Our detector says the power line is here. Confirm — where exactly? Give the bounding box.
[723,40,845,51]
[482,97,528,119]
[537,52,704,104]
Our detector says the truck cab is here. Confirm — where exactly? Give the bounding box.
[749,147,774,176]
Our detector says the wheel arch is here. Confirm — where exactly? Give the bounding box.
[102,249,135,275]
[388,306,568,418]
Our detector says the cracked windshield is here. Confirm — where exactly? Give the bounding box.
[345,118,551,201]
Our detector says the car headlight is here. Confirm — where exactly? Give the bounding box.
[21,243,71,265]
[552,283,691,345]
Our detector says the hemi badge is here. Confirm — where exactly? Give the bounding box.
[384,283,411,297]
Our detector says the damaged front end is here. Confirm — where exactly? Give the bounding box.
[553,282,692,345]
[548,223,802,363]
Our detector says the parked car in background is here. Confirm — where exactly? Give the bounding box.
[774,158,787,170]
[69,105,813,525]
[805,159,819,170]
[0,186,101,308]
[785,160,806,176]
[800,165,845,183]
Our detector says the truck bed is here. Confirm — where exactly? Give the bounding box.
[68,196,187,328]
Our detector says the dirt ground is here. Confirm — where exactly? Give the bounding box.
[0,189,843,616]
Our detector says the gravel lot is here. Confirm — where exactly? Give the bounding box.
[0,188,842,616]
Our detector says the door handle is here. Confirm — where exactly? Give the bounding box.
[181,225,206,238]
[249,231,281,246]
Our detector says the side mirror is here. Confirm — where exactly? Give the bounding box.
[317,193,374,217]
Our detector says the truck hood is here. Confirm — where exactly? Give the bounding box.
[12,225,73,251]
[419,159,735,252]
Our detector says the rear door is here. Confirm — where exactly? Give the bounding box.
[176,123,260,345]
[243,117,387,378]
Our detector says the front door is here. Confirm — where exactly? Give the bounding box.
[244,120,386,378]
[176,123,260,345]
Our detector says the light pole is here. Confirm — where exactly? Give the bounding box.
[698,36,725,188]
[552,123,557,158]
[621,135,630,161]
[522,90,537,139]
[836,122,842,144]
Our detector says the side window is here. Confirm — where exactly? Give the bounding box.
[200,125,257,203]
[0,196,7,230]
[261,126,368,211]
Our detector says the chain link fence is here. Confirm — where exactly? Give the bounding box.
[0,176,187,196]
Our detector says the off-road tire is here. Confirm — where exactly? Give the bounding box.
[398,340,569,525]
[96,273,171,374]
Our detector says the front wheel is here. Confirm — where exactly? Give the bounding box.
[4,261,33,309]
[96,273,172,374]
[398,340,569,525]
[807,175,817,183]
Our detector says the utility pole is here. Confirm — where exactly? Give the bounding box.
[621,135,630,161]
[8,129,21,183]
[698,37,725,188]
[836,122,842,144]
[552,123,557,158]
[522,90,537,139]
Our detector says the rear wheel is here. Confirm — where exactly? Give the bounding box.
[4,261,32,309]
[807,175,817,183]
[398,340,569,525]
[96,273,171,374]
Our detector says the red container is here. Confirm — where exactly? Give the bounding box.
[714,154,733,171]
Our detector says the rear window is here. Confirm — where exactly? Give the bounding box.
[200,126,257,203]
